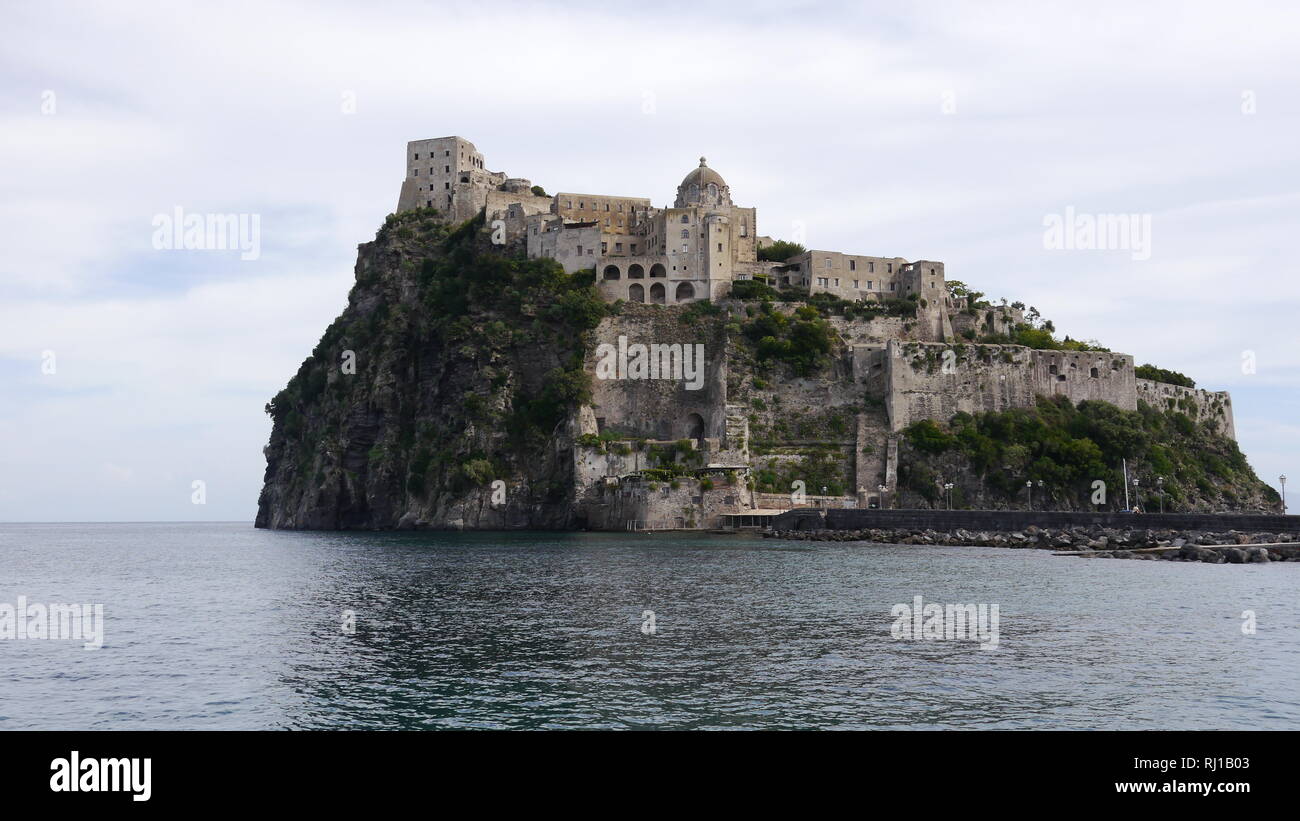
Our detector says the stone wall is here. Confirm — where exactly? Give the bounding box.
[885,340,1138,431]
[1137,379,1236,439]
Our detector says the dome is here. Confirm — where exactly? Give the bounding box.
[675,157,732,207]
[680,157,727,190]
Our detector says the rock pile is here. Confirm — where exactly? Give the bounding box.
[762,524,1300,563]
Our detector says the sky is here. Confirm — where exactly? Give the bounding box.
[1,0,1297,522]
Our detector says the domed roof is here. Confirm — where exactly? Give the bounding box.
[680,157,726,190]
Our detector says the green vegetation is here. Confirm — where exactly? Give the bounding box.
[1135,363,1195,388]
[530,185,548,197]
[898,395,1273,510]
[740,303,837,376]
[756,239,806,262]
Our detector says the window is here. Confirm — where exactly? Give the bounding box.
[834,278,839,286]
[631,244,638,254]
[867,280,873,289]
[681,244,688,253]
[888,264,893,273]
[681,229,689,239]
[414,153,419,160]
[740,220,748,237]
[849,260,857,271]
[680,215,688,224]
[889,283,895,291]
[601,242,607,253]
[853,280,859,288]
[413,168,418,176]
[605,218,610,227]
[615,242,623,252]
[717,243,723,251]
[824,258,832,268]
[605,203,610,211]
[868,262,874,273]
[445,182,450,189]
[445,166,450,173]
[577,245,584,255]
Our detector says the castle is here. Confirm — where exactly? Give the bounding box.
[395,136,1238,526]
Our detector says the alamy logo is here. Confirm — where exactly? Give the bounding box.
[594,335,706,390]
[50,751,151,802]
[1042,206,1151,261]
[890,595,999,650]
[0,597,103,649]
[151,206,261,260]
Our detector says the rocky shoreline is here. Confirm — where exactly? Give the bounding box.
[763,524,1300,563]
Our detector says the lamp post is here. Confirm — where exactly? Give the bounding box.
[1036,479,1044,511]
[1282,475,1288,515]
[1026,479,1034,510]
[1133,476,1141,512]
[944,482,954,510]
[878,484,888,510]
[1156,476,1165,514]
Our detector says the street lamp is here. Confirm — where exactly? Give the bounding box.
[1026,479,1034,510]
[943,482,954,510]
[1036,479,1044,510]
[878,483,888,510]
[1133,476,1141,512]
[1282,475,1288,515]
[1156,476,1165,513]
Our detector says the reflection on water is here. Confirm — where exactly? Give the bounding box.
[1,524,1297,729]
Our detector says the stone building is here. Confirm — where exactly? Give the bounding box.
[395,136,1239,527]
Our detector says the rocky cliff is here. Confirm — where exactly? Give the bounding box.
[255,208,609,529]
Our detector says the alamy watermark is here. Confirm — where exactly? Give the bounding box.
[594,335,706,390]
[1043,206,1151,261]
[1,596,104,649]
[151,206,261,260]
[891,595,999,650]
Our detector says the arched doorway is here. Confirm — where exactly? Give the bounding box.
[649,282,666,304]
[628,264,645,279]
[650,263,666,278]
[628,283,645,303]
[603,265,621,280]
[675,282,695,302]
[685,412,705,441]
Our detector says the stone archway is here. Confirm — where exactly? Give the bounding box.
[603,264,621,280]
[649,282,666,304]
[685,412,705,442]
[675,282,695,302]
[628,264,645,279]
[628,283,645,303]
[649,263,666,278]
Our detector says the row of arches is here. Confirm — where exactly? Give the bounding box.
[622,282,696,304]
[602,263,667,280]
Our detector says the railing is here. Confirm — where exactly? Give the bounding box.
[625,519,700,531]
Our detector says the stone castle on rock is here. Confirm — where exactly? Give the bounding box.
[395,135,1238,527]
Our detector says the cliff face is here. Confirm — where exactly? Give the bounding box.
[255,209,608,530]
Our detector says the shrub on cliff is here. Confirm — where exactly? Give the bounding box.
[756,239,805,262]
[1135,363,1196,388]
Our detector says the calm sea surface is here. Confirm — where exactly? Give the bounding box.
[1,523,1297,730]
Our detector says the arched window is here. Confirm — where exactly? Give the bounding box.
[685,412,705,441]
[649,263,667,278]
[680,214,689,224]
[680,229,689,239]
[628,283,645,303]
[628,264,645,279]
[603,265,621,280]
[675,282,695,302]
[649,282,666,304]
[707,183,718,199]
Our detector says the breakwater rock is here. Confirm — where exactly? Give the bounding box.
[763,524,1300,563]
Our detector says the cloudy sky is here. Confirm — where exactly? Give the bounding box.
[2,0,1297,522]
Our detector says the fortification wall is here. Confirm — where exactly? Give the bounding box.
[1137,379,1236,439]
[586,305,729,443]
[884,341,1138,430]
